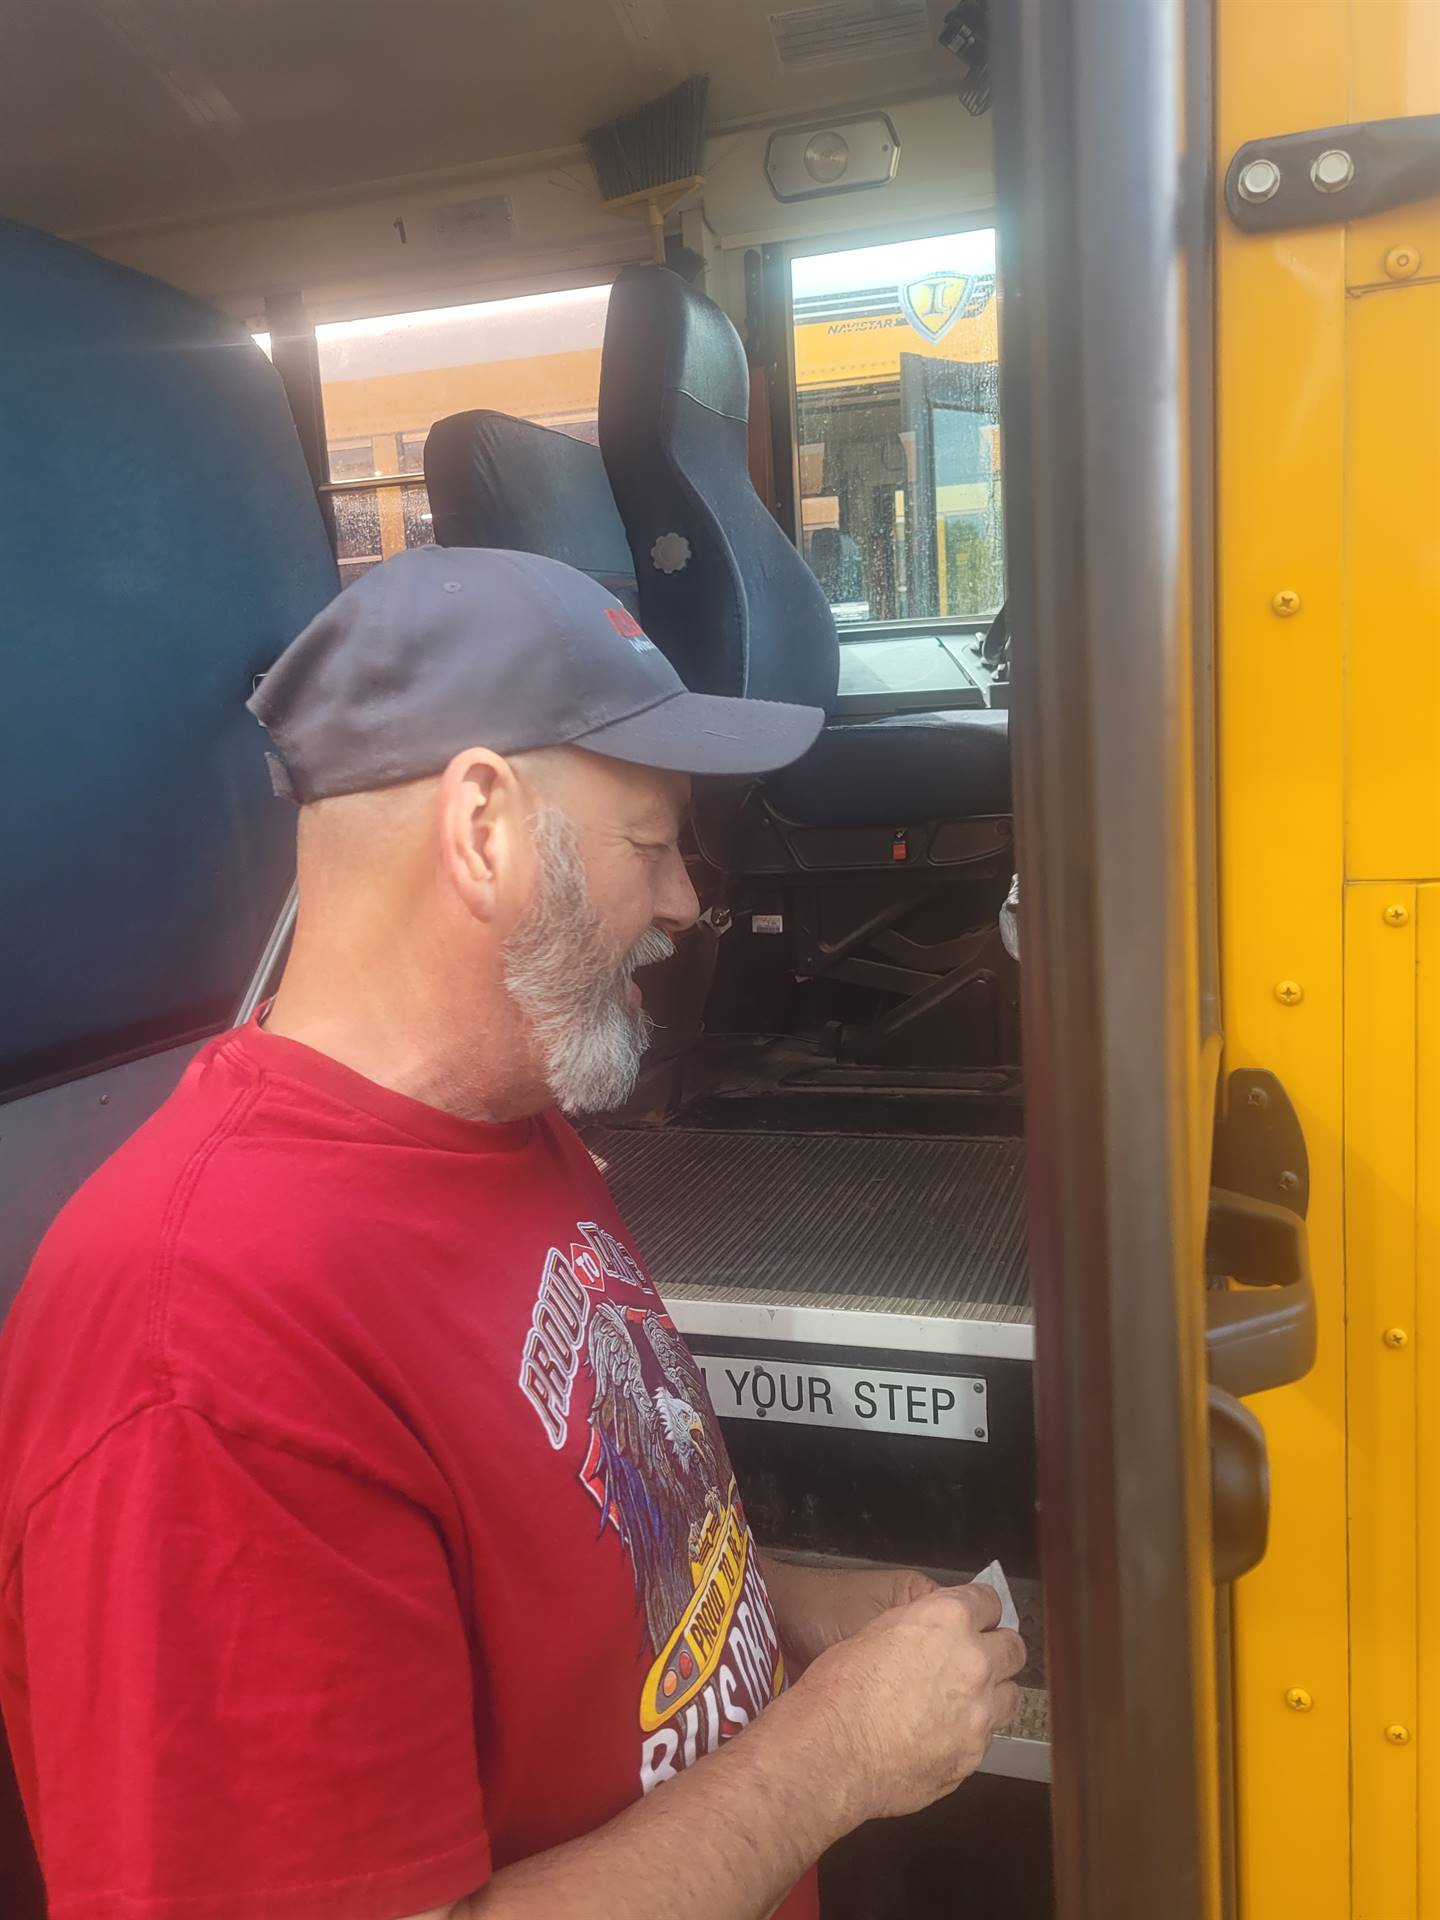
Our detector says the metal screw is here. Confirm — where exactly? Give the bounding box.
[1238,157,1281,203]
[974,1427,987,1440]
[1383,904,1410,927]
[1275,980,1304,1006]
[973,1382,985,1394]
[1246,1085,1269,1108]
[1384,1327,1410,1350]
[98,1094,110,1106]
[1286,1688,1314,1713]
[1384,246,1420,281]
[1311,149,1355,193]
[1271,589,1302,617]
[1278,1171,1301,1194]
[1386,1724,1412,1747]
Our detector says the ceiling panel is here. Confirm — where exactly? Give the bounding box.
[0,0,957,235]
[697,0,953,124]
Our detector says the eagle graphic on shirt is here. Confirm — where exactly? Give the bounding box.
[580,1301,782,1735]
[582,1303,723,1651]
[516,1222,786,1758]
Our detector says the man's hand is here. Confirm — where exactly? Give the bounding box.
[760,1554,939,1672]
[796,1581,1026,1823]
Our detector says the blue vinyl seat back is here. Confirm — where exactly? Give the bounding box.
[425,410,640,616]
[598,265,839,710]
[0,219,338,1099]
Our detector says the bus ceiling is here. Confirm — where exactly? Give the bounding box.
[1,0,997,320]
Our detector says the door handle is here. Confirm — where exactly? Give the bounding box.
[1202,1078,1318,1584]
[1208,1387,1270,1583]
[1204,1186,1316,1401]
[1204,1188,1314,1580]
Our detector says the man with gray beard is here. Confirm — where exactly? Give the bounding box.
[0,550,1024,1920]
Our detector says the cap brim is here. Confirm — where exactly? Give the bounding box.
[573,691,825,777]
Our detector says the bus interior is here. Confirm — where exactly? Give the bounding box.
[1,0,1334,1914]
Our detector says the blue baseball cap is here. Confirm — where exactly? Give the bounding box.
[249,547,825,802]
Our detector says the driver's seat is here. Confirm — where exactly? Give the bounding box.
[592,265,1014,1069]
[597,263,1011,834]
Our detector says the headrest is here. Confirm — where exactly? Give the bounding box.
[602,264,750,431]
[0,218,337,1100]
[424,411,638,614]
[598,266,839,712]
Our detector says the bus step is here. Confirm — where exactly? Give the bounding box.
[589,1125,1029,1323]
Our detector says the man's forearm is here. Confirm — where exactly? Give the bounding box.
[406,1575,1023,1920]
[456,1683,855,1920]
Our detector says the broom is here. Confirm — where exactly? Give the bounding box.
[939,2,992,117]
[584,76,710,265]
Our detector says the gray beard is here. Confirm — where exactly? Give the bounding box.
[503,807,675,1115]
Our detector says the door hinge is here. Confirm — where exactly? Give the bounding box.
[1225,113,1440,234]
[1211,1067,1308,1215]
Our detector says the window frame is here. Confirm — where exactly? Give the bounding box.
[312,274,619,489]
[265,272,623,577]
[765,210,1005,661]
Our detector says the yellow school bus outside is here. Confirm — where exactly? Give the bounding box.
[318,274,1001,572]
[320,346,605,452]
[319,286,1000,463]
[793,298,998,391]
[322,344,603,563]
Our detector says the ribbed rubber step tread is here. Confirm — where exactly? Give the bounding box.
[589,1127,1029,1322]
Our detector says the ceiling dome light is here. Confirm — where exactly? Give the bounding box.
[765,113,899,203]
[803,131,850,185]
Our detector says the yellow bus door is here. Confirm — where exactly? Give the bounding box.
[1219,2,1440,1917]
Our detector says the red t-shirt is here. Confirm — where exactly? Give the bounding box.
[0,1024,820,1920]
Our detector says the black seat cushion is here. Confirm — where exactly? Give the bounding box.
[425,410,639,614]
[599,265,839,710]
[766,708,1011,828]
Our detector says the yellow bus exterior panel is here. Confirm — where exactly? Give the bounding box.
[1219,4,1352,1915]
[1342,0,1440,889]
[320,347,605,448]
[1345,884,1419,1916]
[1344,0,1439,125]
[792,303,997,391]
[1417,888,1440,1915]
[1345,280,1440,881]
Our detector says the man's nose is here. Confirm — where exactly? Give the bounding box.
[655,850,701,937]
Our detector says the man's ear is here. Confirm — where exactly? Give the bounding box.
[436,748,526,924]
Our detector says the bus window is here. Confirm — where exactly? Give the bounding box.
[788,226,1003,677]
[324,437,434,586]
[314,283,612,580]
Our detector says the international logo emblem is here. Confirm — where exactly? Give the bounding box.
[898,270,996,342]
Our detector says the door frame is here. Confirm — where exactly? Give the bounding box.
[993,1,1224,1914]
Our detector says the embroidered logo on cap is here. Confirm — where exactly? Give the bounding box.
[605,606,658,654]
